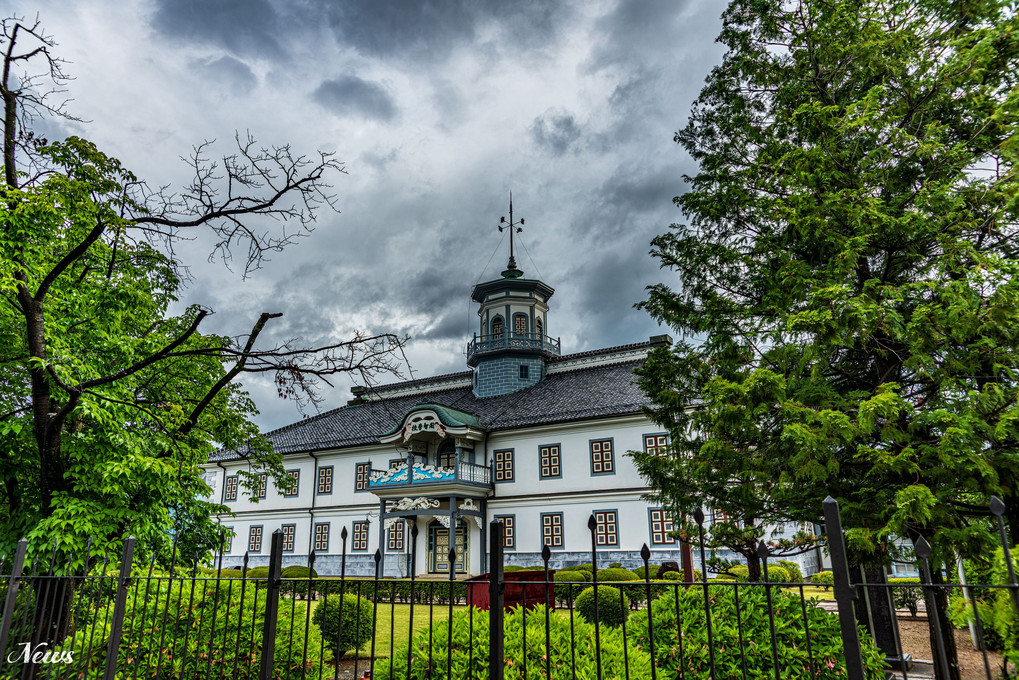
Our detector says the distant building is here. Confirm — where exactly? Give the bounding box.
[204,213,820,577]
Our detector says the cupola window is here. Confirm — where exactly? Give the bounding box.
[536,318,543,338]
[514,314,528,336]
[491,316,503,338]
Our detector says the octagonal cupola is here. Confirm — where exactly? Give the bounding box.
[466,198,560,397]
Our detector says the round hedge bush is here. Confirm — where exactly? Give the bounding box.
[778,560,804,583]
[663,571,682,581]
[245,566,270,579]
[553,570,589,583]
[312,593,375,659]
[575,585,630,627]
[629,584,886,679]
[596,568,639,582]
[631,565,653,580]
[811,570,835,588]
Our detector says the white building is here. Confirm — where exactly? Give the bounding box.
[203,243,819,577]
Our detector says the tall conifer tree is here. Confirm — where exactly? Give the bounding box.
[633,2,1019,676]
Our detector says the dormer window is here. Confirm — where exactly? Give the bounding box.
[514,314,528,336]
[491,316,503,338]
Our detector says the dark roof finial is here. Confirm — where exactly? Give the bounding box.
[498,192,524,278]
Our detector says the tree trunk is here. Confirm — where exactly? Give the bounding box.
[746,553,762,582]
[857,565,911,670]
[29,576,76,645]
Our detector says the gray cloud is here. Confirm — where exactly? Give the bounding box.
[312,76,397,122]
[531,108,581,156]
[151,0,286,58]
[322,0,570,61]
[192,56,257,95]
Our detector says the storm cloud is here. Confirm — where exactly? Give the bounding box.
[16,0,727,431]
[313,76,398,122]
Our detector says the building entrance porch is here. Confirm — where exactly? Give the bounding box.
[376,494,486,578]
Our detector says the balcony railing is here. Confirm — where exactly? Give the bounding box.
[466,332,561,359]
[368,460,492,490]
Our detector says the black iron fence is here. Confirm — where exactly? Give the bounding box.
[1,498,1017,679]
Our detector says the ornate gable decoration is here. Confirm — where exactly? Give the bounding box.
[379,405,485,445]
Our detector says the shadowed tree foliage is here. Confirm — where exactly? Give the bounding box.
[0,17,403,643]
[632,1,1019,677]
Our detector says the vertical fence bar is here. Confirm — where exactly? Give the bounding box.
[0,539,27,661]
[406,523,418,679]
[640,544,658,680]
[337,526,348,675]
[543,544,552,680]
[822,496,867,680]
[258,530,284,680]
[489,519,505,680]
[447,547,456,677]
[102,536,136,680]
[206,531,227,670]
[229,551,250,680]
[301,551,316,680]
[759,542,780,680]
[130,552,158,679]
[588,515,603,680]
[693,508,717,680]
[370,550,381,679]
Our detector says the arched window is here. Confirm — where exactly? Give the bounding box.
[437,440,456,468]
[535,317,543,338]
[491,316,503,338]
[514,314,528,336]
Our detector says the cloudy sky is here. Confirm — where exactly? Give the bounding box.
[9,0,726,431]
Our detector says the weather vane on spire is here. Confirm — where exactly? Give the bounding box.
[498,192,525,278]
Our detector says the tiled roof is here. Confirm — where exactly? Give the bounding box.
[210,344,652,462]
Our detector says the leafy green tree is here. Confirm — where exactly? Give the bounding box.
[0,18,402,641]
[633,1,1019,677]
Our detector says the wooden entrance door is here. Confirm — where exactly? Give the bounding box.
[428,521,468,573]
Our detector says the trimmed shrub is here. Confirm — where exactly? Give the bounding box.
[575,585,630,627]
[609,562,622,568]
[762,565,791,583]
[245,566,270,579]
[629,584,886,679]
[374,605,651,679]
[888,577,922,617]
[811,570,835,588]
[503,565,525,572]
[631,565,654,580]
[778,560,804,583]
[617,580,671,608]
[281,565,318,597]
[216,568,244,578]
[596,568,639,582]
[568,563,595,573]
[663,571,682,581]
[312,593,375,659]
[553,570,589,583]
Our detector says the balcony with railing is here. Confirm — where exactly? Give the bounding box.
[368,460,493,496]
[466,332,561,364]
